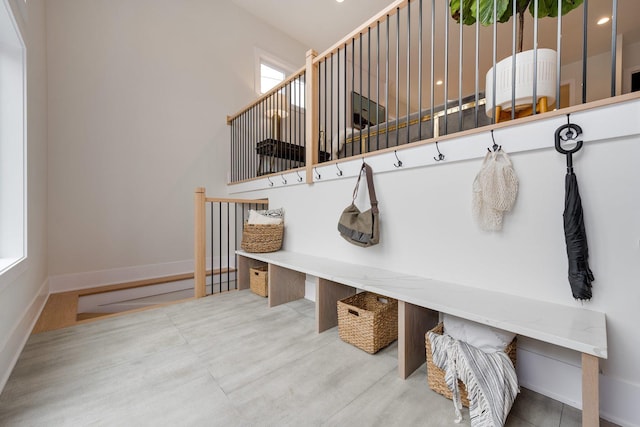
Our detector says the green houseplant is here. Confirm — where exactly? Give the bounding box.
[450,0,584,53]
[450,0,584,120]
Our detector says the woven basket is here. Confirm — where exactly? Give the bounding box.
[249,266,268,297]
[425,322,517,407]
[241,223,284,253]
[337,292,398,354]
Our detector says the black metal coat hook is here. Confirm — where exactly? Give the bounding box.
[488,130,501,153]
[336,163,343,176]
[314,167,321,180]
[433,141,445,162]
[393,150,403,167]
[281,174,287,185]
[267,176,274,187]
[296,170,303,182]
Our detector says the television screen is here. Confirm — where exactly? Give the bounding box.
[352,92,386,129]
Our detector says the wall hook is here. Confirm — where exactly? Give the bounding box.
[267,176,274,187]
[433,141,445,162]
[488,130,501,153]
[393,150,403,167]
[281,174,287,185]
[314,167,321,180]
[296,170,303,182]
[336,163,343,176]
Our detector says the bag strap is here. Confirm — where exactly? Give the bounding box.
[351,162,379,214]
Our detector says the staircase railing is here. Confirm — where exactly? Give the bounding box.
[194,187,268,298]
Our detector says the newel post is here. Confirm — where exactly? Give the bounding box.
[305,49,318,184]
[194,187,206,298]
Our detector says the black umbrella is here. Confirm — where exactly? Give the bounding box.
[555,122,594,301]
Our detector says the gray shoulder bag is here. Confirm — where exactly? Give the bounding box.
[337,162,379,247]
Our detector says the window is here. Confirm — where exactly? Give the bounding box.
[260,62,285,94]
[256,50,305,108]
[0,0,26,278]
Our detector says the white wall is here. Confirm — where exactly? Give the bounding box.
[0,0,49,390]
[231,101,640,425]
[45,0,308,282]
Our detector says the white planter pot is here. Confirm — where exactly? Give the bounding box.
[485,48,557,118]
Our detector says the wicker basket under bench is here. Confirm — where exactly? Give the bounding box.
[425,322,517,407]
[337,292,398,354]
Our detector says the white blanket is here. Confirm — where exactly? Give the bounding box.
[428,332,519,427]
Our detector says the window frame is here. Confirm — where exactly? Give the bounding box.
[0,0,28,290]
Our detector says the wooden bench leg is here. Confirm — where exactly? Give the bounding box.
[268,264,305,308]
[582,353,600,427]
[398,301,439,379]
[315,278,355,333]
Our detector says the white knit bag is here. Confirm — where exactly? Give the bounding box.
[472,150,519,231]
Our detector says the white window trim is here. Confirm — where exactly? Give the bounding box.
[254,47,296,96]
[0,0,28,291]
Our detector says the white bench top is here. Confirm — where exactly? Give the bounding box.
[237,250,607,358]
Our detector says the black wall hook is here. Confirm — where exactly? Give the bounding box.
[488,130,501,153]
[433,141,445,162]
[314,167,321,180]
[267,176,274,187]
[393,150,403,167]
[336,163,343,176]
[296,170,303,182]
[281,174,287,185]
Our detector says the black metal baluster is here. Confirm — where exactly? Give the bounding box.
[368,27,371,151]
[431,0,435,136]
[218,202,222,294]
[611,0,618,97]
[227,202,230,292]
[352,38,355,157]
[556,0,562,111]
[386,16,390,148]
[406,3,410,144]
[331,53,334,162]
[359,33,363,150]
[419,0,423,140]
[444,0,449,134]
[376,20,380,151]
[395,9,400,146]
[532,0,539,116]
[211,202,215,294]
[458,0,463,130]
[582,0,588,103]
[474,0,479,127]
[492,0,498,124]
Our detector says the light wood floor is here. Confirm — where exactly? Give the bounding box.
[0,290,619,426]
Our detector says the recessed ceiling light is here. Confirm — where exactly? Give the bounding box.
[336,0,345,3]
[436,80,443,85]
[597,16,610,25]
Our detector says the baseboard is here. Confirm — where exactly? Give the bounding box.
[517,346,640,426]
[0,278,49,393]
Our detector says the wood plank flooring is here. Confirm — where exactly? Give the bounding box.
[0,290,619,426]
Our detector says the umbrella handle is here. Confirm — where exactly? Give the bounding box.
[555,123,583,155]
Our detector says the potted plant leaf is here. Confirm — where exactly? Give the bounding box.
[450,0,584,120]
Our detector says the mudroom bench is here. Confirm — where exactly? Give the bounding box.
[236,250,607,427]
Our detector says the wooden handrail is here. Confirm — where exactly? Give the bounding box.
[205,197,268,204]
[227,65,306,124]
[313,0,407,64]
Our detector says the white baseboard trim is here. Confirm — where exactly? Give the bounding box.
[517,347,640,426]
[0,278,49,393]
